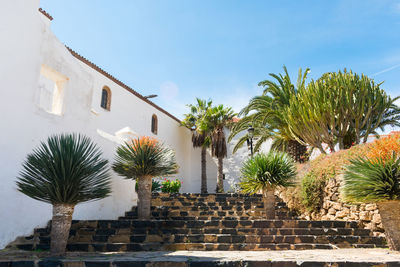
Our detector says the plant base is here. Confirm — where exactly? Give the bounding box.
[377,200,400,251]
[50,204,75,256]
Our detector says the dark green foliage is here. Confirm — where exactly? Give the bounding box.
[300,172,327,212]
[113,138,179,180]
[135,179,162,192]
[286,69,400,153]
[16,134,111,204]
[204,104,236,158]
[240,151,296,194]
[342,155,400,203]
[181,98,213,148]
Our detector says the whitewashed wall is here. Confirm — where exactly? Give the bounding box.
[0,0,268,248]
[0,0,218,248]
[223,129,272,192]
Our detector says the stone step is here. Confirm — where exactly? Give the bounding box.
[33,227,375,239]
[15,193,386,252]
[133,206,271,212]
[65,219,361,229]
[149,201,288,207]
[19,242,387,252]
[30,219,360,233]
[58,234,385,245]
[128,206,292,214]
[151,193,264,198]
[120,213,296,221]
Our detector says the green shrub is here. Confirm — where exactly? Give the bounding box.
[161,179,182,193]
[300,172,326,212]
[240,151,296,194]
[135,179,161,193]
[342,154,400,203]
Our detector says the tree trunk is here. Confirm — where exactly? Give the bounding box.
[50,204,75,256]
[287,140,308,163]
[338,137,344,150]
[201,147,208,193]
[262,187,275,219]
[137,175,153,220]
[216,156,224,193]
[328,143,336,153]
[377,200,400,251]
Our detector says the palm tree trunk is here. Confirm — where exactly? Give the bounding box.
[377,200,400,251]
[287,140,308,163]
[137,175,152,220]
[216,156,224,193]
[201,147,208,193]
[262,187,275,219]
[50,204,75,256]
[338,137,344,150]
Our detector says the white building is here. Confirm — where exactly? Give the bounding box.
[0,1,257,248]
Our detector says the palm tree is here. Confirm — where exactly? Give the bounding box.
[342,154,400,251]
[229,66,310,163]
[113,137,179,219]
[16,134,111,256]
[182,98,213,193]
[204,104,236,192]
[240,151,296,218]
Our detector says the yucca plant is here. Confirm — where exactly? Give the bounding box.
[113,137,179,219]
[342,154,400,250]
[16,134,111,256]
[240,151,296,218]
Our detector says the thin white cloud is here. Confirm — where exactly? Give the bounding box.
[372,63,400,76]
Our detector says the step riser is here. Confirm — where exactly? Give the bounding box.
[22,243,386,252]
[65,220,361,229]
[44,235,384,245]
[37,228,374,237]
[124,210,295,217]
[120,215,296,220]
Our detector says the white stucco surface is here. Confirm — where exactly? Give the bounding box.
[0,0,260,248]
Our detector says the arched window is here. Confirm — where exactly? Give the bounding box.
[100,86,111,110]
[151,114,158,134]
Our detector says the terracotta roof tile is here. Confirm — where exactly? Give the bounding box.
[38,8,53,21]
[65,46,181,123]
[232,117,240,123]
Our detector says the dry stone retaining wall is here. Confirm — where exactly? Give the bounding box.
[278,176,384,237]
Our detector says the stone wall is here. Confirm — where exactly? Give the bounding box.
[278,175,384,237]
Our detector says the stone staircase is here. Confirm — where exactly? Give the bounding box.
[15,193,386,251]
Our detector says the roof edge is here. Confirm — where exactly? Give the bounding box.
[38,8,53,21]
[65,46,181,123]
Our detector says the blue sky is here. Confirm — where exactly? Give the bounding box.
[41,0,400,128]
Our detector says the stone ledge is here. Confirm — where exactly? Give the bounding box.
[1,260,400,267]
[0,249,399,266]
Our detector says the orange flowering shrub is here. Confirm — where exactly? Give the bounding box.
[130,136,159,149]
[366,133,400,161]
